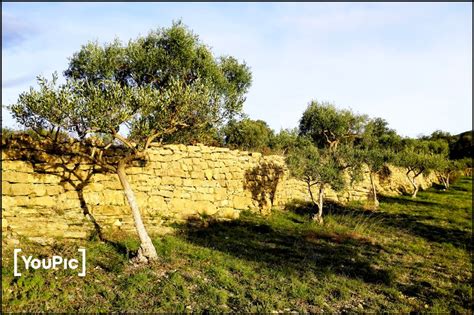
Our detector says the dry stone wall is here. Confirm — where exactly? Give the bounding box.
[2,142,437,244]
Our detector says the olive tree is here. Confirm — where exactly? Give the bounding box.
[357,118,398,207]
[395,139,446,198]
[435,156,470,190]
[286,138,345,224]
[285,100,368,222]
[8,22,252,263]
[299,100,367,151]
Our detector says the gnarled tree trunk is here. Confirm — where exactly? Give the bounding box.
[406,169,422,199]
[408,175,419,198]
[117,159,158,263]
[314,186,324,224]
[307,182,324,224]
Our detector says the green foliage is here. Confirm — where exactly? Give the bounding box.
[269,128,299,154]
[285,138,345,191]
[449,130,473,160]
[395,139,448,176]
[421,129,473,160]
[299,100,367,150]
[356,118,396,174]
[61,21,251,144]
[435,158,470,188]
[222,118,274,151]
[9,21,252,149]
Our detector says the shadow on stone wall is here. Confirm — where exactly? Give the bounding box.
[2,135,129,255]
[244,161,285,212]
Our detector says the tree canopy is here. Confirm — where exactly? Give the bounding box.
[222,118,274,151]
[8,21,252,263]
[299,100,367,151]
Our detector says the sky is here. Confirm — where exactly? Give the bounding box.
[2,2,472,137]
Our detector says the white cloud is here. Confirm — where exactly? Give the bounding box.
[2,3,472,137]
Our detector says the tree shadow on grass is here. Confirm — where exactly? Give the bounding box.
[178,216,395,286]
[379,196,438,207]
[288,197,472,252]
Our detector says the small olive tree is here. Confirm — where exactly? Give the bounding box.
[357,118,398,207]
[435,157,469,190]
[9,22,252,263]
[286,138,345,224]
[286,100,368,222]
[395,139,446,198]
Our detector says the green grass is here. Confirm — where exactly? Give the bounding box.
[2,177,472,312]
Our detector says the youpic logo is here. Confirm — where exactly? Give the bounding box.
[13,248,86,277]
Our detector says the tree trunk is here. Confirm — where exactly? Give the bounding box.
[369,172,379,208]
[411,176,419,198]
[446,174,450,190]
[313,186,324,224]
[117,161,158,263]
[439,175,448,190]
[406,172,419,198]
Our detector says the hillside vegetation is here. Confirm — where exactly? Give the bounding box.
[2,177,472,313]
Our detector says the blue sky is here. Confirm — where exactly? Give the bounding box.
[2,2,472,137]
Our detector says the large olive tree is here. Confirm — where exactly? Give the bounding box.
[8,22,252,263]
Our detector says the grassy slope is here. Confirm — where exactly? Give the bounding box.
[2,177,472,313]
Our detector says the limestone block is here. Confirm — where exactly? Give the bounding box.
[2,217,8,230]
[191,192,214,202]
[219,207,240,220]
[187,145,201,152]
[148,196,168,209]
[45,185,64,195]
[233,196,253,210]
[2,170,34,183]
[57,192,82,209]
[135,191,149,209]
[83,182,104,192]
[3,161,33,173]
[104,190,126,206]
[170,198,193,212]
[199,146,212,153]
[171,190,191,200]
[2,196,30,208]
[216,199,231,207]
[29,196,58,207]
[190,171,204,179]
[93,205,128,216]
[151,189,173,198]
[214,188,228,201]
[6,183,40,196]
[204,169,213,180]
[161,176,183,186]
[83,191,104,205]
[164,166,187,178]
[182,179,196,187]
[194,200,218,216]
